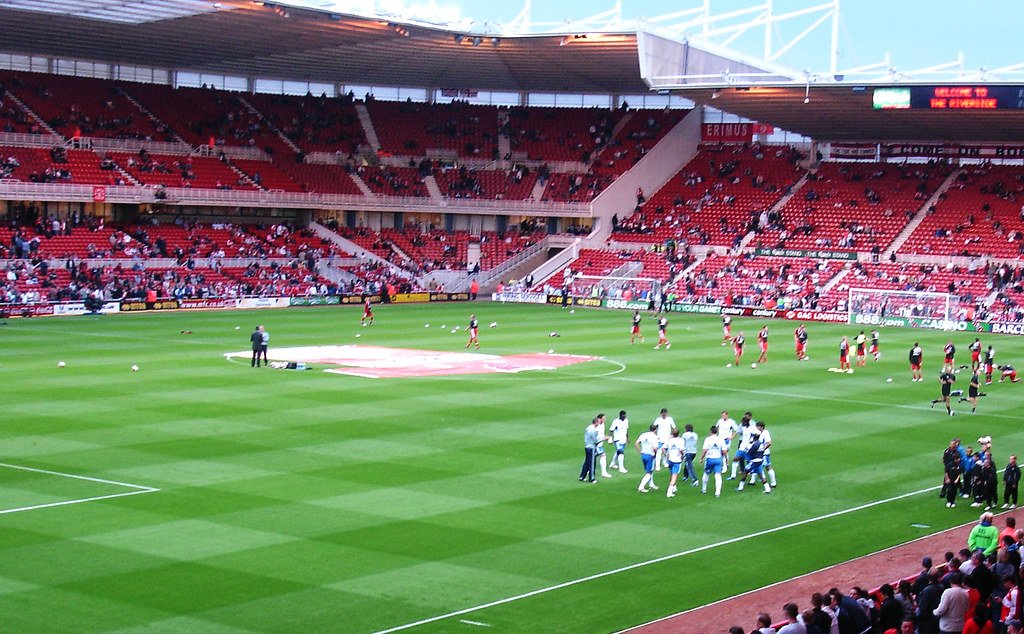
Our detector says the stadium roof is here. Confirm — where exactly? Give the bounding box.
[0,0,773,94]
[677,85,1024,143]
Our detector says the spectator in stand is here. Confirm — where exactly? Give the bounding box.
[877,583,903,631]
[827,587,872,634]
[969,512,1000,557]
[755,612,777,634]
[777,603,806,633]
[912,557,934,595]
[933,571,969,634]
[962,602,993,634]
[916,571,944,634]
[808,592,835,634]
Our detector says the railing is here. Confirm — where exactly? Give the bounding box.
[82,136,194,155]
[192,145,269,160]
[0,131,63,147]
[0,178,591,216]
[477,239,549,288]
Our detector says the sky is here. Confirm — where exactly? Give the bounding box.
[316,0,1024,77]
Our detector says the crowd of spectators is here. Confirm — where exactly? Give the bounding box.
[739,512,1024,633]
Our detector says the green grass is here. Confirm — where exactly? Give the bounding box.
[2,302,1023,633]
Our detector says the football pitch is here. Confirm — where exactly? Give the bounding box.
[2,301,1024,633]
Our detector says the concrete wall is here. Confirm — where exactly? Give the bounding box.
[587,110,703,244]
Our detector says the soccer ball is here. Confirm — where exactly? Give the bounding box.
[131,365,139,372]
[424,324,430,328]
[451,329,457,334]
[886,377,893,383]
[570,309,575,314]
[489,322,497,328]
[57,361,66,368]
[750,363,757,369]
[441,325,447,329]
[548,349,554,354]
[355,333,362,338]
[726,363,732,368]
[234,326,240,330]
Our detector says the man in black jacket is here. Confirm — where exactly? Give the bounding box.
[250,326,263,367]
[877,583,904,631]
[828,587,873,634]
[1004,453,1021,509]
[916,571,943,634]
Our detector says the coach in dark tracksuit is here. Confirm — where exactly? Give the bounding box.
[251,326,263,367]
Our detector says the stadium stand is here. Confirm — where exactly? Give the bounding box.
[358,165,428,197]
[671,252,840,308]
[228,158,304,192]
[243,92,366,155]
[478,229,546,270]
[592,108,690,176]
[819,261,992,313]
[0,71,170,141]
[505,106,623,162]
[433,166,537,200]
[0,145,120,185]
[611,144,805,246]
[110,151,257,190]
[541,171,614,202]
[901,164,1024,258]
[368,100,499,159]
[271,160,364,195]
[753,161,951,253]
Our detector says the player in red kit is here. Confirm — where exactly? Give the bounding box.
[630,310,644,344]
[360,297,374,326]
[466,314,479,349]
[732,331,745,365]
[970,338,982,372]
[756,325,769,363]
[721,315,732,346]
[839,336,851,373]
[869,329,880,361]
[653,316,670,350]
[794,324,808,360]
[943,340,955,372]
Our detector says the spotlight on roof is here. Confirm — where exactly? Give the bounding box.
[388,23,410,37]
[454,34,464,44]
[491,37,500,47]
[559,36,570,46]
[472,36,482,47]
[328,13,342,20]
[803,96,810,104]
[711,90,721,99]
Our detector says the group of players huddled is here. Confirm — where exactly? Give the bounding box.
[580,408,778,499]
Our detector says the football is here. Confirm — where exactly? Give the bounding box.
[886,377,893,383]
[57,361,66,368]
[726,363,732,368]
[131,365,139,372]
[751,363,757,369]
[547,349,554,354]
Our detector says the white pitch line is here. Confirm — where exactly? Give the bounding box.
[0,462,158,492]
[369,482,941,634]
[458,620,492,628]
[0,489,156,515]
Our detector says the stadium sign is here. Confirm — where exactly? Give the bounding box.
[289,297,341,306]
[339,294,381,305]
[604,298,651,310]
[52,300,122,315]
[908,317,986,332]
[665,302,722,315]
[992,322,1024,335]
[754,247,858,261]
[785,309,848,323]
[493,291,546,304]
[882,143,1024,158]
[701,123,753,143]
[120,299,180,312]
[546,295,603,308]
[853,314,909,328]
[179,298,240,309]
[429,292,470,302]
[237,297,290,309]
[1,303,56,317]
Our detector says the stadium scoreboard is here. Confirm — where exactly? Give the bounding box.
[873,86,1024,110]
